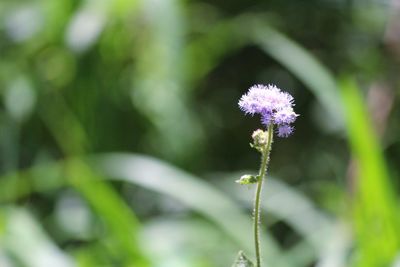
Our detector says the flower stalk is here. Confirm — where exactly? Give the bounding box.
[253,125,273,267]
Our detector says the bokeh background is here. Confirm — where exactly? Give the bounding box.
[0,0,399,267]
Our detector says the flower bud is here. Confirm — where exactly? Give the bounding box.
[251,129,268,151]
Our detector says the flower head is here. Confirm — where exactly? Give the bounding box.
[274,108,298,125]
[277,124,294,138]
[238,84,298,137]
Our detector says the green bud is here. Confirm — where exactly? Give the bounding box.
[236,174,258,185]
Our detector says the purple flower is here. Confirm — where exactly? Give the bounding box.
[261,112,273,126]
[273,108,298,125]
[277,124,294,138]
[238,84,298,137]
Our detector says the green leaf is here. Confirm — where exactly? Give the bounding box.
[0,207,76,267]
[339,77,400,267]
[213,173,343,267]
[236,174,258,185]
[95,153,294,267]
[65,159,150,266]
[231,251,254,267]
[131,0,203,162]
[0,153,295,267]
[38,93,151,266]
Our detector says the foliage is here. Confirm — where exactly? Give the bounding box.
[0,0,399,267]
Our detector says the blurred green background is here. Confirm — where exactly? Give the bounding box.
[0,0,399,267]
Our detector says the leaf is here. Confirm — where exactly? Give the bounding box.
[236,174,258,185]
[0,153,294,267]
[38,94,151,267]
[340,78,400,267]
[65,159,150,266]
[231,251,254,267]
[131,0,203,162]
[0,208,76,267]
[213,173,342,267]
[95,153,294,267]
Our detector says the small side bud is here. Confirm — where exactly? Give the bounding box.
[231,250,254,267]
[236,174,258,185]
[251,129,268,152]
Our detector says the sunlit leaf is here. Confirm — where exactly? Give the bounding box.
[340,77,400,267]
[0,208,76,267]
[95,153,294,267]
[131,0,203,162]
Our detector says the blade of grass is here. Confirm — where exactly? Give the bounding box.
[142,218,239,266]
[0,160,65,203]
[184,18,247,85]
[0,207,76,267]
[0,153,294,267]
[94,153,295,267]
[65,159,150,267]
[38,94,150,267]
[64,0,140,53]
[340,77,400,267]
[131,0,203,162]
[212,174,350,266]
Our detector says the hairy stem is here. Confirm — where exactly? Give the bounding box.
[254,125,273,267]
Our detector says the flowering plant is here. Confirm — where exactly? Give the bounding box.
[232,84,298,267]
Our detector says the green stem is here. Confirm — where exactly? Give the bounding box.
[254,124,274,267]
